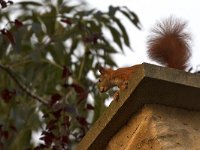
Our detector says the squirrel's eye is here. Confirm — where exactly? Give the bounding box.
[99,79,101,82]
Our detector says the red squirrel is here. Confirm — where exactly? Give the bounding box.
[98,17,191,100]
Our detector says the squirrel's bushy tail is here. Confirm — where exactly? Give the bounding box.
[147,17,191,70]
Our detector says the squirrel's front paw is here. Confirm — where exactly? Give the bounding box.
[124,81,128,89]
[113,91,119,101]
[120,80,128,90]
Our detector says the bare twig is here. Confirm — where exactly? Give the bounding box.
[0,63,48,106]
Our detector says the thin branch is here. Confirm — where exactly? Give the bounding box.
[0,63,48,106]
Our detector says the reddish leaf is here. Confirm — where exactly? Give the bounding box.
[50,93,62,105]
[3,130,8,139]
[61,19,72,25]
[34,144,46,150]
[76,116,88,126]
[14,19,23,28]
[0,88,16,103]
[46,120,57,131]
[0,28,7,34]
[77,91,88,104]
[0,29,16,45]
[63,83,70,89]
[71,84,84,93]
[0,124,3,137]
[40,131,55,146]
[71,84,87,95]
[83,33,101,44]
[62,136,69,144]
[52,146,60,150]
[52,108,63,118]
[7,30,15,44]
[9,125,17,132]
[71,84,88,103]
[62,66,71,79]
[86,104,94,110]
[62,116,70,127]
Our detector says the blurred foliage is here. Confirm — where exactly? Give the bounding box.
[0,0,140,149]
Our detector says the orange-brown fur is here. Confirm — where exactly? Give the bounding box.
[99,17,191,101]
[147,17,191,70]
[99,65,140,100]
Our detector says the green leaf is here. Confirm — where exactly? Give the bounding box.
[123,6,141,28]
[57,0,64,6]
[93,95,107,123]
[85,20,101,32]
[112,17,130,48]
[85,49,93,69]
[38,63,61,94]
[31,22,43,36]
[75,9,96,17]
[10,128,32,150]
[83,9,96,16]
[104,53,117,66]
[108,6,118,17]
[96,15,110,25]
[70,39,79,53]
[119,9,141,30]
[40,5,57,35]
[55,22,66,39]
[96,38,118,54]
[0,36,8,59]
[59,5,77,14]
[46,43,65,65]
[16,1,42,6]
[106,25,123,50]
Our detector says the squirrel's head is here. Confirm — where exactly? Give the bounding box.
[98,66,114,93]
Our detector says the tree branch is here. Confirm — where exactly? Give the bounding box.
[0,63,48,106]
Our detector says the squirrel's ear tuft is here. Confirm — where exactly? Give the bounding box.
[99,66,106,74]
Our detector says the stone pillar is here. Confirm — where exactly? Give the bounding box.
[77,63,200,150]
[108,104,200,150]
